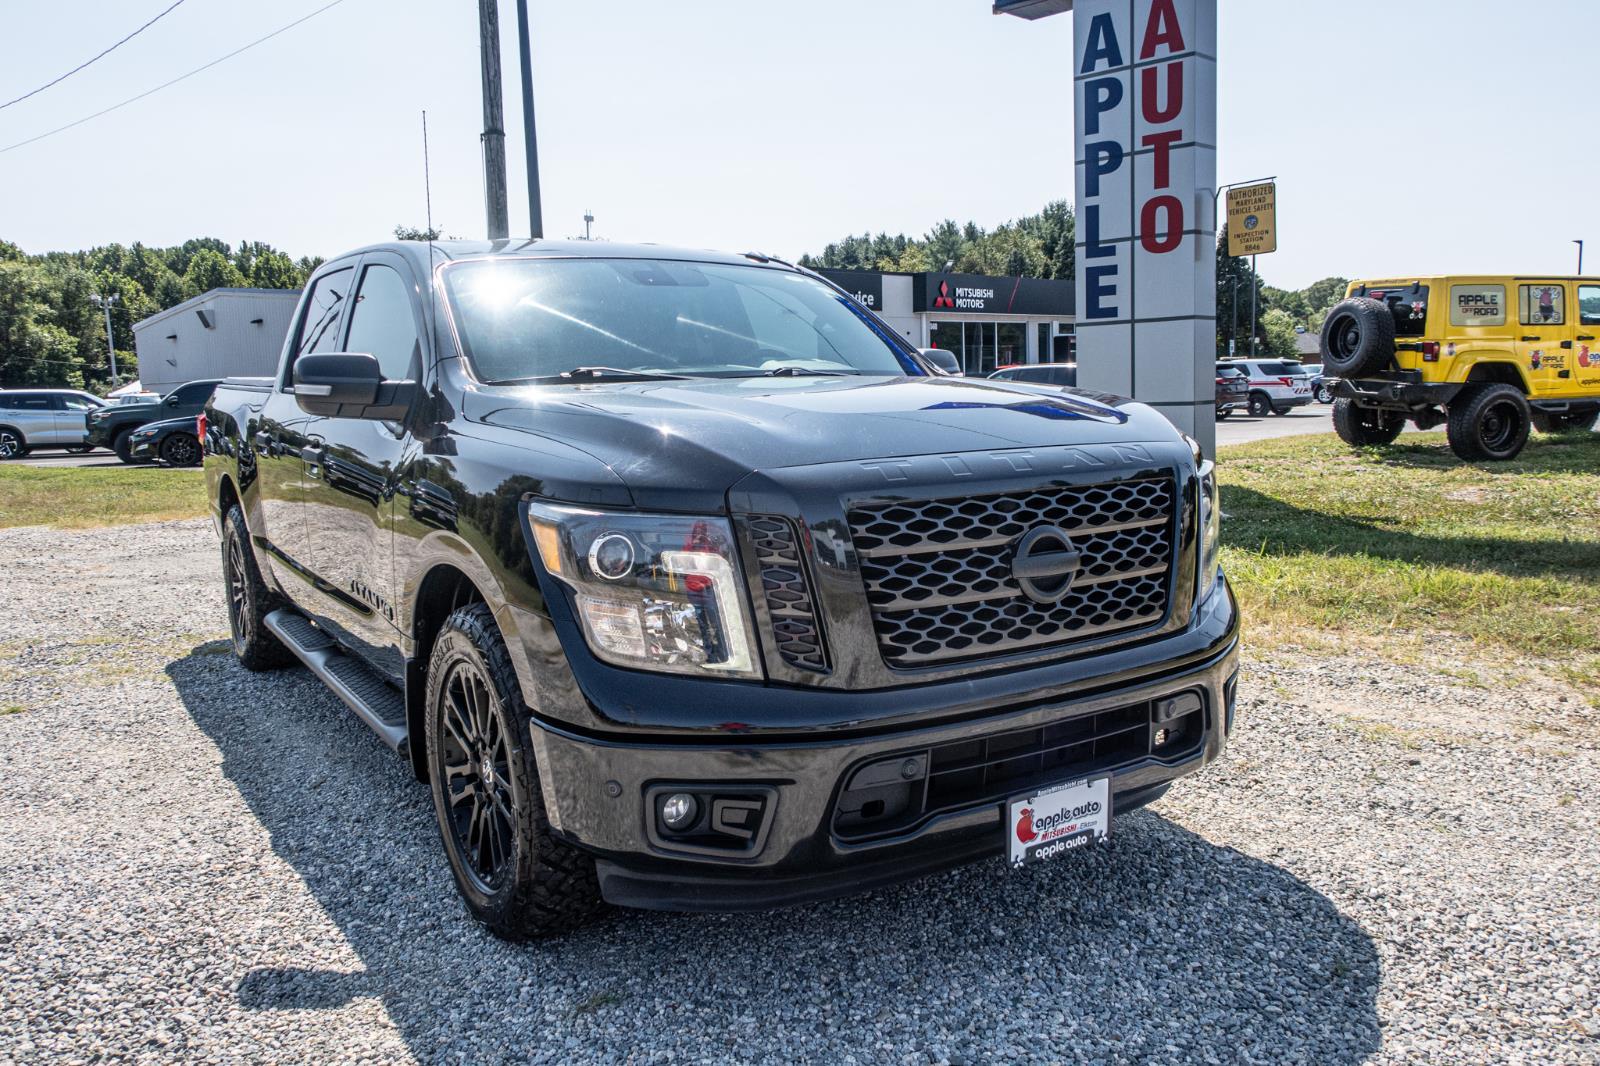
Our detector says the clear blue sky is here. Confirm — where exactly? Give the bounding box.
[1,0,1595,289]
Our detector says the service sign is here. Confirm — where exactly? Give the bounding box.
[1226,182,1276,256]
[1007,776,1111,867]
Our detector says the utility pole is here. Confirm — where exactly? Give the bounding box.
[478,0,509,240]
[583,210,593,240]
[1249,254,1259,357]
[1230,276,1239,357]
[90,291,119,381]
[514,0,543,238]
[1575,239,1585,275]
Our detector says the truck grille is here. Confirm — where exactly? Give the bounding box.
[746,514,828,673]
[847,476,1175,667]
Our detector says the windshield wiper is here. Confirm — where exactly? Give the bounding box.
[559,366,689,382]
[762,365,856,377]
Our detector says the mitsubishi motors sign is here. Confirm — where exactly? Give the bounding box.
[999,0,1218,451]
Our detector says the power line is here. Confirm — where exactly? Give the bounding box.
[0,0,190,112]
[0,0,351,156]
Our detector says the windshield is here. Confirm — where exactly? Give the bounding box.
[443,258,917,383]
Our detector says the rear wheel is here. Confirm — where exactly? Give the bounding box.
[64,444,94,454]
[1332,398,1405,447]
[0,428,25,460]
[1316,383,1334,404]
[159,432,201,466]
[1247,392,1271,417]
[222,505,294,671]
[1447,383,1531,462]
[426,603,604,939]
[112,430,136,464]
[1216,408,1233,421]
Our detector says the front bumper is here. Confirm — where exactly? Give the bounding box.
[127,436,158,461]
[530,581,1240,912]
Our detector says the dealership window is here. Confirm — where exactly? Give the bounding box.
[1580,285,1600,326]
[1519,284,1565,326]
[930,322,962,361]
[996,323,1026,368]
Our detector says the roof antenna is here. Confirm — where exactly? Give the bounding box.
[421,109,435,240]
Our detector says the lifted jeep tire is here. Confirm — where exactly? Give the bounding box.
[1320,297,1396,377]
[1332,398,1405,447]
[1447,383,1530,462]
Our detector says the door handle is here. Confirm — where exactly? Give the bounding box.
[1577,334,1595,341]
[1520,335,1541,342]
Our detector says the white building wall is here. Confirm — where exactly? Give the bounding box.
[134,289,300,394]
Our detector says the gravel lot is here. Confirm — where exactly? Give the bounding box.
[1,520,1596,1064]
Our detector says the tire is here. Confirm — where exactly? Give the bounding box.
[1332,398,1405,447]
[221,505,295,671]
[1531,407,1599,434]
[159,432,201,466]
[1247,392,1272,417]
[1216,408,1233,421]
[1320,297,1396,377]
[112,430,136,464]
[64,444,94,454]
[0,427,25,460]
[1316,383,1334,404]
[425,603,604,940]
[1271,405,1289,416]
[1446,383,1531,462]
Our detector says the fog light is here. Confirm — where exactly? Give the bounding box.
[660,793,698,831]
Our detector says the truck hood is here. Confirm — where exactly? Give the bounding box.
[462,375,1183,510]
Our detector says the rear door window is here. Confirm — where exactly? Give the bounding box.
[1355,283,1430,337]
[1518,284,1565,326]
[1450,284,1506,326]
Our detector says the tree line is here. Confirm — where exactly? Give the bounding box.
[0,237,322,391]
[801,205,1349,361]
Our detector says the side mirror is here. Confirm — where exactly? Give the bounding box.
[294,352,415,420]
[919,348,961,376]
[164,396,180,407]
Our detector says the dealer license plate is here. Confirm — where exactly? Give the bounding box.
[1007,776,1111,868]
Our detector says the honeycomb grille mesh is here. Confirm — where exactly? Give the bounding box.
[847,477,1176,666]
[747,515,828,673]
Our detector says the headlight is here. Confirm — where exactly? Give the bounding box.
[1197,458,1221,600]
[527,503,760,679]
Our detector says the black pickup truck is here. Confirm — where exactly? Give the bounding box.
[203,240,1239,938]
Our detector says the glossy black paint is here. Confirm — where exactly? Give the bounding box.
[203,239,1236,908]
[126,416,202,463]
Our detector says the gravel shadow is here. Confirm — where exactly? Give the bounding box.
[168,646,1381,1064]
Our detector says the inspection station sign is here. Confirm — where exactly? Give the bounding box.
[1000,0,1219,449]
[1226,182,1276,256]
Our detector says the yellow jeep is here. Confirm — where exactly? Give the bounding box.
[1321,275,1600,460]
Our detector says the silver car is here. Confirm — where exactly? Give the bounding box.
[0,389,105,459]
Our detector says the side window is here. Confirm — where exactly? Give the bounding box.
[1519,284,1565,326]
[1580,285,1600,327]
[344,264,422,382]
[171,383,215,406]
[61,396,97,411]
[1450,284,1506,326]
[287,267,354,381]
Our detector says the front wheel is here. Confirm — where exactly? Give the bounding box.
[425,603,604,940]
[1247,392,1271,417]
[1332,398,1405,447]
[112,430,136,464]
[159,432,201,466]
[1447,383,1530,462]
[1316,384,1334,404]
[0,428,26,460]
[1531,407,1599,434]
[65,444,94,455]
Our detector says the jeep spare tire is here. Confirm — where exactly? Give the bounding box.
[1320,297,1396,377]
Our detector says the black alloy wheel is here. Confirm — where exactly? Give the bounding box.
[437,659,517,892]
[221,505,293,671]
[1446,383,1531,462]
[160,432,200,466]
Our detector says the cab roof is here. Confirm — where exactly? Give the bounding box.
[327,239,795,276]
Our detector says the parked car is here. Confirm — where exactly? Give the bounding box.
[0,389,104,459]
[1324,275,1600,460]
[85,379,220,463]
[204,240,1238,939]
[988,362,1078,386]
[126,416,203,466]
[1222,358,1314,416]
[1214,364,1248,418]
[1301,364,1335,404]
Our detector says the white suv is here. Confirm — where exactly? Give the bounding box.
[1222,359,1314,417]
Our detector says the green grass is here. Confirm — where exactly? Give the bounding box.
[1218,430,1600,691]
[0,463,208,529]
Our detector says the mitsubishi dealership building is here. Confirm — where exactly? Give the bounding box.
[816,268,1076,376]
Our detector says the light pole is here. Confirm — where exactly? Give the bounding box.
[514,0,543,239]
[89,291,119,381]
[1575,239,1584,275]
[478,0,510,240]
